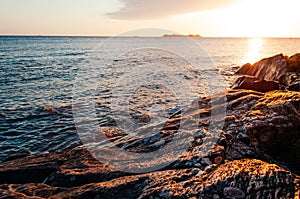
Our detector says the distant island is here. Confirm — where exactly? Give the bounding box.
[162,34,202,38]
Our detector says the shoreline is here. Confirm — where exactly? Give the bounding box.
[1,35,300,39]
[0,53,299,198]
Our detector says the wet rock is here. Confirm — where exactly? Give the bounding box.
[231,75,279,92]
[201,158,212,166]
[236,54,287,84]
[213,156,223,165]
[0,148,128,187]
[286,53,300,73]
[236,53,300,91]
[3,148,32,162]
[284,72,300,86]
[288,80,300,91]
[0,183,67,198]
[43,107,54,112]
[193,129,207,138]
[139,113,151,123]
[236,132,250,144]
[0,158,297,198]
[241,91,300,172]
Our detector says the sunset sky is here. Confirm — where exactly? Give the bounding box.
[0,0,300,37]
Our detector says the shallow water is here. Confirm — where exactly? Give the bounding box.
[0,36,299,161]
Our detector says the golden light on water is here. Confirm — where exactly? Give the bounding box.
[243,38,264,64]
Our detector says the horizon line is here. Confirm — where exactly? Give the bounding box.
[0,34,299,39]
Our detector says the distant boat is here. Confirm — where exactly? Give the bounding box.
[162,34,202,38]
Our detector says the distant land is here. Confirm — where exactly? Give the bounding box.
[162,34,202,38]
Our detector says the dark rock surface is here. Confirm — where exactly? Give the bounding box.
[0,89,299,198]
[2,159,297,199]
[231,75,279,92]
[236,54,287,84]
[288,80,300,91]
[235,53,300,91]
[286,53,300,73]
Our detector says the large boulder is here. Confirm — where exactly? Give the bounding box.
[286,53,300,73]
[240,91,300,172]
[235,53,300,91]
[236,54,287,84]
[231,75,279,92]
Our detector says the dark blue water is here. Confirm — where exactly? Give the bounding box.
[0,36,96,161]
[1,36,299,162]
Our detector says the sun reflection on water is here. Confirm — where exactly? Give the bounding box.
[243,38,265,64]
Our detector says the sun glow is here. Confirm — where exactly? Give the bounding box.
[186,0,300,38]
[243,38,264,64]
[240,0,300,37]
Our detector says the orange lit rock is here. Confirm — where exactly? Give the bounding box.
[231,75,279,92]
[43,107,54,112]
[139,113,151,123]
[236,53,300,91]
[236,54,287,84]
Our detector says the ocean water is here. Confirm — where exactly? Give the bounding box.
[0,36,299,161]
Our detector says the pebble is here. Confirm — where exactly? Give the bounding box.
[194,129,206,138]
[44,107,54,112]
[140,113,151,123]
[214,156,223,165]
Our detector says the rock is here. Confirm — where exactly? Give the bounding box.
[193,129,206,138]
[241,91,300,172]
[231,75,279,92]
[0,148,128,188]
[150,140,166,148]
[236,54,287,84]
[286,53,300,73]
[282,71,300,92]
[236,63,252,74]
[214,156,223,165]
[236,132,250,144]
[235,53,300,91]
[288,80,300,91]
[43,107,54,112]
[223,187,245,199]
[0,158,298,199]
[0,89,299,198]
[139,113,151,123]
[201,158,212,166]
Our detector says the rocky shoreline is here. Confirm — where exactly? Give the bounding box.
[0,54,299,198]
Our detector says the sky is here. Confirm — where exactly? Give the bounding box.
[0,0,300,37]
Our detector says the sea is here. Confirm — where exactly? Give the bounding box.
[0,36,299,162]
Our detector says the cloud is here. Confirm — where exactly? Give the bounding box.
[107,0,238,20]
